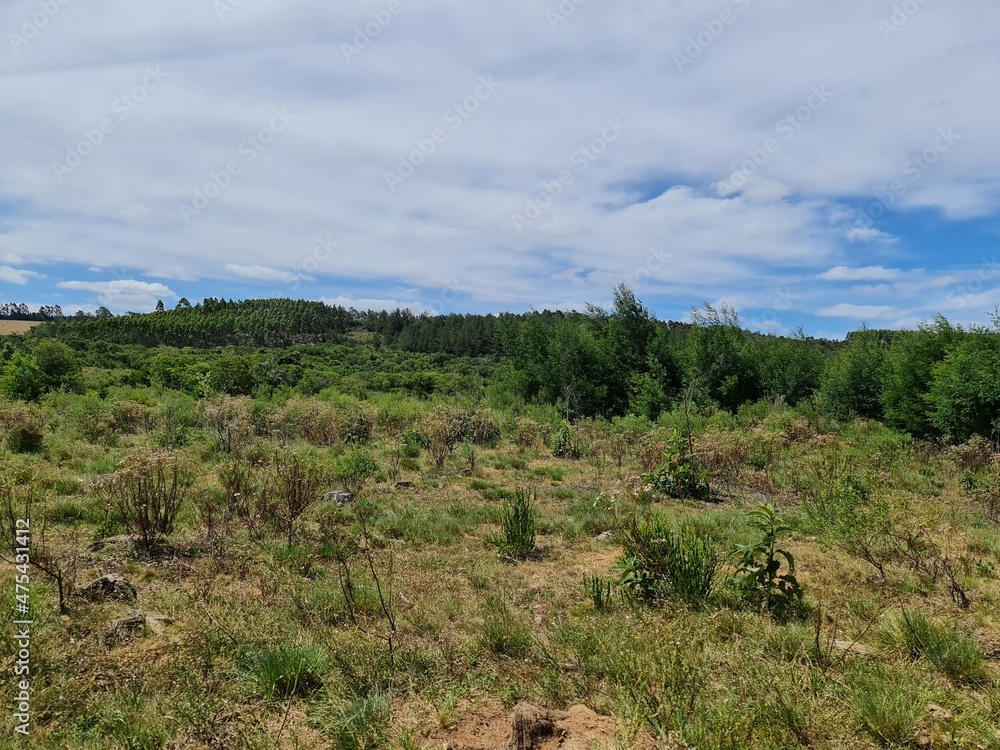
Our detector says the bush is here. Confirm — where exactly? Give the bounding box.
[619,515,720,606]
[489,488,536,561]
[333,449,381,495]
[643,432,710,500]
[100,451,192,551]
[0,402,45,453]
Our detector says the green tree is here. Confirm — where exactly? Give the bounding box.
[882,316,958,435]
[820,328,887,421]
[928,334,1000,440]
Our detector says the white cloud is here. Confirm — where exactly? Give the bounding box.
[818,266,905,282]
[815,303,899,319]
[0,266,39,285]
[56,279,176,311]
[320,296,428,315]
[225,264,314,284]
[0,0,998,326]
[845,226,895,243]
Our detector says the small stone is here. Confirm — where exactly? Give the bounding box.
[80,574,137,603]
[323,490,354,505]
[927,704,953,722]
[104,610,146,647]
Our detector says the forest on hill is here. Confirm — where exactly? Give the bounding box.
[3,286,998,442]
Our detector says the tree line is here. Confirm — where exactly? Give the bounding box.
[3,288,998,441]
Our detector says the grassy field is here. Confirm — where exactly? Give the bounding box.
[1,395,999,749]
[0,322,40,336]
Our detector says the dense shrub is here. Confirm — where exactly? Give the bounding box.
[619,515,720,606]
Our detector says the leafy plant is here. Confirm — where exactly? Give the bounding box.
[731,504,803,621]
[550,422,581,459]
[619,515,720,606]
[643,432,710,501]
[489,488,537,561]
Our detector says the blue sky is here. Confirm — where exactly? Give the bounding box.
[1,0,998,338]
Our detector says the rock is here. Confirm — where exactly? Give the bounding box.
[144,612,173,635]
[927,704,953,722]
[508,703,555,750]
[88,534,139,552]
[323,490,354,505]
[104,611,146,647]
[80,574,137,603]
[103,610,173,647]
[595,531,613,541]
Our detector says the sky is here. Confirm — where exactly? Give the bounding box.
[1,0,998,338]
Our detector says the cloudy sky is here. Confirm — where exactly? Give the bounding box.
[1,0,998,337]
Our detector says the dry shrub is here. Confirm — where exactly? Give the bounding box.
[784,418,815,443]
[469,410,501,446]
[635,429,671,475]
[341,406,375,445]
[202,395,255,454]
[697,429,751,479]
[511,418,540,453]
[951,436,993,472]
[271,398,341,446]
[109,400,151,434]
[0,402,45,454]
[422,408,467,470]
[100,450,192,551]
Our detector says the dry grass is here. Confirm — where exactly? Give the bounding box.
[0,320,40,335]
[1,400,999,749]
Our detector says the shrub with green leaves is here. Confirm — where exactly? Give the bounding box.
[731,504,804,621]
[550,422,581,459]
[643,432,710,501]
[619,515,720,606]
[489,488,536,561]
[334,448,381,495]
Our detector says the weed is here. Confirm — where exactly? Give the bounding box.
[241,645,327,700]
[480,595,532,657]
[731,504,804,621]
[489,488,536,561]
[619,515,720,606]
